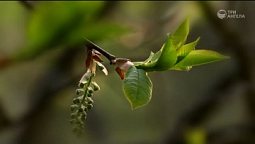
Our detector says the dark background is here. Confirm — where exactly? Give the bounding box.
[0,1,254,144]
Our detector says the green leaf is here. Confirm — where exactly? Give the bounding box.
[135,35,177,71]
[174,50,228,67]
[143,52,155,63]
[134,18,228,72]
[134,19,190,71]
[177,37,200,58]
[171,18,190,49]
[154,37,177,71]
[133,52,157,66]
[123,66,153,110]
[134,50,161,71]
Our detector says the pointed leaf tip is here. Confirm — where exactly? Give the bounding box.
[175,50,228,67]
[176,37,200,61]
[171,18,190,49]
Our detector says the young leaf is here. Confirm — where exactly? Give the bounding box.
[134,19,190,71]
[171,18,190,49]
[146,51,162,65]
[177,37,200,58]
[134,51,161,71]
[143,52,155,63]
[133,52,156,66]
[135,36,177,71]
[174,50,228,67]
[123,66,153,110]
[154,37,177,71]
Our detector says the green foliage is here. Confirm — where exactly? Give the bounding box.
[134,36,178,71]
[127,18,228,109]
[14,2,127,60]
[153,37,177,71]
[172,50,228,70]
[134,18,190,71]
[176,37,200,60]
[171,17,189,49]
[123,66,152,110]
[69,17,228,132]
[135,18,228,72]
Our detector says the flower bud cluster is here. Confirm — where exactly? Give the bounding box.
[70,72,100,134]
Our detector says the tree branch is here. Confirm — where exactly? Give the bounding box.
[85,39,117,64]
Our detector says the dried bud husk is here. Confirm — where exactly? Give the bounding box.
[86,97,94,104]
[88,87,94,94]
[96,61,108,75]
[114,58,134,80]
[79,72,92,84]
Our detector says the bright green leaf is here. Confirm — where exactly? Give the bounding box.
[154,37,177,71]
[134,18,228,72]
[171,18,190,49]
[177,37,200,58]
[133,52,157,67]
[135,35,177,71]
[143,52,155,63]
[134,19,190,71]
[174,50,228,67]
[135,50,161,71]
[123,66,153,110]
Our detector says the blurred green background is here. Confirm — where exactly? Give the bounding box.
[0,1,254,144]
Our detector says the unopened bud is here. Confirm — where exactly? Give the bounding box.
[86,97,94,104]
[76,89,84,95]
[87,93,93,97]
[92,82,100,91]
[78,108,84,113]
[78,81,87,88]
[87,104,93,110]
[80,113,87,121]
[88,87,93,94]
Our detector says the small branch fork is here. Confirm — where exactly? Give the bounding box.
[85,39,130,65]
